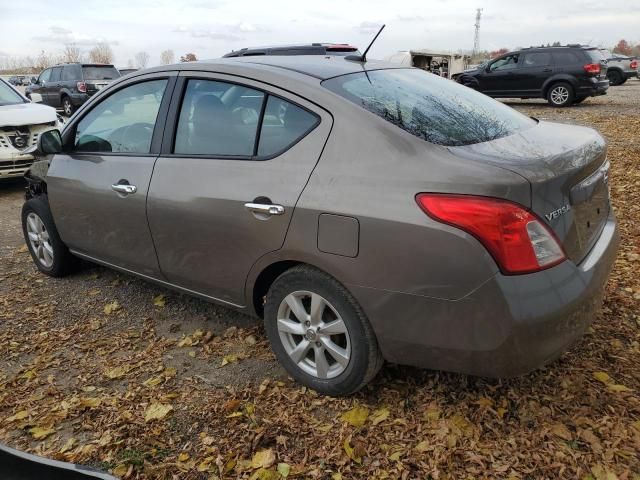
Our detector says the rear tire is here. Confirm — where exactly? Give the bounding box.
[547,82,574,107]
[607,70,623,86]
[22,195,76,277]
[62,96,75,116]
[264,265,383,396]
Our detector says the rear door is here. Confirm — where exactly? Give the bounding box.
[517,51,553,94]
[47,73,176,276]
[147,73,332,306]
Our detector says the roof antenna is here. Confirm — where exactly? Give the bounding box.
[346,24,386,62]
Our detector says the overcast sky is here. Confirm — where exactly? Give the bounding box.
[1,0,638,66]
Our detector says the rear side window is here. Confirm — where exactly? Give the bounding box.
[522,52,551,66]
[174,79,265,156]
[258,97,318,157]
[82,66,120,80]
[552,51,582,65]
[75,79,167,153]
[323,68,535,147]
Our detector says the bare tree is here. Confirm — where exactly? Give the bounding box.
[126,59,134,69]
[35,50,57,71]
[63,44,82,63]
[89,42,114,64]
[180,52,197,62]
[135,51,150,68]
[160,49,175,65]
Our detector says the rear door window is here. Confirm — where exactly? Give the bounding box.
[75,79,168,153]
[174,79,265,157]
[522,52,551,67]
[552,51,581,65]
[50,67,62,82]
[257,96,319,157]
[323,68,535,147]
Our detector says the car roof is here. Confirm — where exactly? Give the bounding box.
[224,43,358,57]
[182,55,403,80]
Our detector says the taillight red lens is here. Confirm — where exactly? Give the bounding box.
[631,60,638,70]
[583,63,601,74]
[416,194,566,275]
[77,81,87,93]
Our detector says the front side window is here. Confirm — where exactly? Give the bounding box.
[174,79,265,156]
[39,69,51,84]
[257,96,318,157]
[75,79,167,153]
[323,68,535,147]
[522,52,551,67]
[490,54,520,71]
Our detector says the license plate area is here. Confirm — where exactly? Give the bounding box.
[571,161,610,254]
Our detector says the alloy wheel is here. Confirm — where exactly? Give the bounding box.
[63,99,72,116]
[26,212,54,268]
[550,86,569,105]
[277,291,351,379]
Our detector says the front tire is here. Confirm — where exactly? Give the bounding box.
[264,266,383,396]
[22,195,76,277]
[547,82,574,107]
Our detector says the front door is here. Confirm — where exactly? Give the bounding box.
[147,73,332,306]
[480,53,522,96]
[31,68,51,104]
[47,75,175,277]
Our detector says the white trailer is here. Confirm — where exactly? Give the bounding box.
[385,50,470,79]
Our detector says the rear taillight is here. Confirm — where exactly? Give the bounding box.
[416,194,566,275]
[583,63,601,74]
[631,59,638,70]
[77,81,87,93]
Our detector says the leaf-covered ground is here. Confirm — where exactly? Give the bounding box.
[1,84,639,480]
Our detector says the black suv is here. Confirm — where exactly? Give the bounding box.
[455,45,609,107]
[224,43,359,58]
[27,63,121,116]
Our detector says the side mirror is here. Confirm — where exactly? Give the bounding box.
[24,129,62,157]
[31,77,37,84]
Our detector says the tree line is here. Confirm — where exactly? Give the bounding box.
[0,44,199,75]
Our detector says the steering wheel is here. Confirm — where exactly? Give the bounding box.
[113,122,154,152]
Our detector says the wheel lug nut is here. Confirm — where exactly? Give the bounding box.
[305,321,310,327]
[316,341,321,347]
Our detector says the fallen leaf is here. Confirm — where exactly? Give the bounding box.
[591,464,619,480]
[144,402,173,422]
[251,448,276,469]
[79,397,101,408]
[143,376,163,388]
[59,437,76,453]
[105,365,128,379]
[593,371,611,384]
[415,440,430,452]
[340,406,369,427]
[178,452,190,462]
[5,410,29,422]
[221,354,238,367]
[370,407,390,425]
[550,423,573,441]
[277,462,290,477]
[343,436,362,463]
[103,301,121,315]
[607,383,632,392]
[153,294,166,307]
[29,426,55,440]
[424,405,441,421]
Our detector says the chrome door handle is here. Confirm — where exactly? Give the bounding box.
[244,202,285,216]
[111,184,137,195]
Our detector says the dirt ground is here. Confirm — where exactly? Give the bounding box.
[0,83,639,480]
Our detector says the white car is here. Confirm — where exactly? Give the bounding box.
[0,78,61,180]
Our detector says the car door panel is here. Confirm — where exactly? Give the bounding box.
[147,73,333,306]
[47,67,63,107]
[48,73,177,277]
[518,52,553,94]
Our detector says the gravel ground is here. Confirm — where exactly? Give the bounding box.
[0,82,638,479]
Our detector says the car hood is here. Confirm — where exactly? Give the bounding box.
[0,102,57,127]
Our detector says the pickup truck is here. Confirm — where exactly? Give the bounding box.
[600,50,638,85]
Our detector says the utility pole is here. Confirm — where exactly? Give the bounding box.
[472,8,483,58]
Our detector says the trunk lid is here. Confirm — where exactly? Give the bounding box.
[448,121,610,264]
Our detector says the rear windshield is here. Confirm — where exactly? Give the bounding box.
[82,66,121,80]
[322,68,535,146]
[585,49,606,63]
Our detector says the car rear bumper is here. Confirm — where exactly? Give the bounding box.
[350,211,619,377]
[577,78,609,97]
